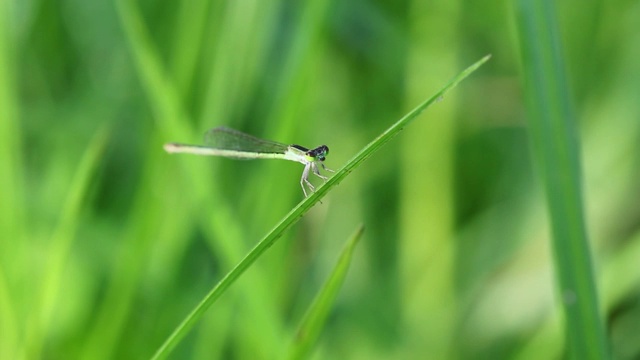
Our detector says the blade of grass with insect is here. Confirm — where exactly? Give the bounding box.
[514,0,609,358]
[150,54,491,360]
[286,224,364,360]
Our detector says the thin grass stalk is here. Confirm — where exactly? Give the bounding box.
[514,0,609,358]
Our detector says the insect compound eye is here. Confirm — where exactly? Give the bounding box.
[309,145,329,158]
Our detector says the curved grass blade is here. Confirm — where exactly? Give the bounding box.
[151,55,491,360]
[514,0,608,358]
[286,224,364,360]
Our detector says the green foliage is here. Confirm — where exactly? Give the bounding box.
[287,224,364,360]
[152,56,488,359]
[514,0,609,358]
[1,0,639,359]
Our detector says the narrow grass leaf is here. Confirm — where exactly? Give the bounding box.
[286,224,364,360]
[0,0,26,241]
[0,2,23,357]
[514,0,609,358]
[25,125,111,359]
[151,55,491,360]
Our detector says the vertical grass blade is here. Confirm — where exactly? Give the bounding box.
[0,3,23,357]
[0,0,25,236]
[514,1,609,358]
[25,126,111,359]
[286,224,364,360]
[402,1,461,356]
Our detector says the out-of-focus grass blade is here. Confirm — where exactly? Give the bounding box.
[0,0,25,245]
[517,230,640,359]
[150,55,490,360]
[25,126,111,359]
[114,0,191,139]
[286,224,364,360]
[0,2,23,358]
[514,0,609,358]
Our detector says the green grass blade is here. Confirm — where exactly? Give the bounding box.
[517,229,640,360]
[514,1,609,358]
[0,270,17,360]
[25,126,111,358]
[0,0,25,240]
[0,3,23,357]
[169,0,211,93]
[114,0,191,139]
[286,224,364,360]
[151,55,491,360]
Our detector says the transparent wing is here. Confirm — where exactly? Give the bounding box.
[203,126,289,154]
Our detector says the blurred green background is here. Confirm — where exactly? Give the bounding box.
[1,0,639,359]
